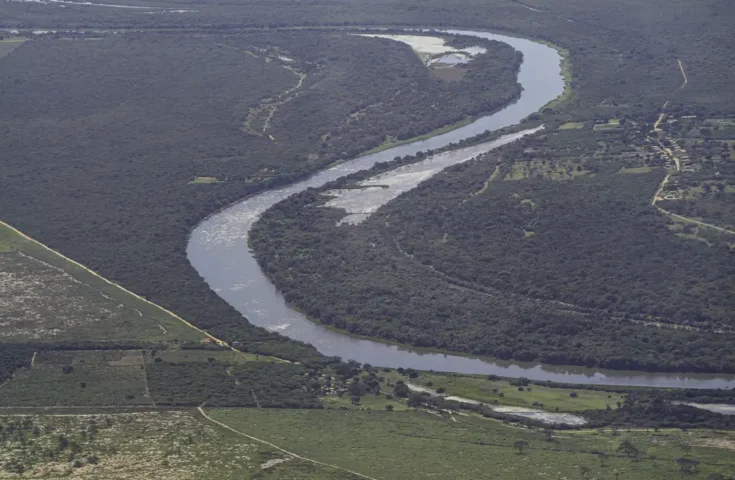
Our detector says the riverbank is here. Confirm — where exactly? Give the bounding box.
[188,28,735,389]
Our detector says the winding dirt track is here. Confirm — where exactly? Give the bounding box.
[648,60,735,236]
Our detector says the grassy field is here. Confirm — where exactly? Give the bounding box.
[209,408,735,480]
[188,176,224,184]
[382,371,624,412]
[559,122,585,130]
[320,393,410,412]
[0,411,362,479]
[0,222,204,344]
[505,158,590,181]
[0,38,24,60]
[593,119,622,131]
[0,351,152,407]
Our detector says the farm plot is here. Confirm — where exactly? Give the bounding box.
[0,222,203,344]
[209,408,735,480]
[0,350,152,407]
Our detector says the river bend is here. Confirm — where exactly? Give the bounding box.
[188,29,735,389]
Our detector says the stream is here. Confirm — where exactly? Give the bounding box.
[187,29,735,390]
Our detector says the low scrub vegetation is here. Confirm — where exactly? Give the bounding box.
[0,411,360,479]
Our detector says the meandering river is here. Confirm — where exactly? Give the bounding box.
[188,29,735,389]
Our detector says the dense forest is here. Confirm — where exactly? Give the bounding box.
[2,0,734,117]
[0,31,520,364]
[583,392,735,430]
[380,169,733,327]
[1,0,734,382]
[251,122,735,372]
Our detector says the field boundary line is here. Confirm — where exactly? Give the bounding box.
[0,219,230,348]
[139,351,157,408]
[197,407,380,480]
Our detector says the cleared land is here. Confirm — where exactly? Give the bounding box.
[0,39,24,60]
[0,222,204,344]
[355,34,486,65]
[385,371,625,412]
[208,408,735,480]
[0,350,152,407]
[0,411,361,479]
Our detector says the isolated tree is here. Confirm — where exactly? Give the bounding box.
[385,404,393,412]
[393,381,410,398]
[617,439,640,459]
[676,458,700,474]
[513,440,529,454]
[407,392,425,408]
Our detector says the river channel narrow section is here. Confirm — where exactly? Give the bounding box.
[188,29,735,389]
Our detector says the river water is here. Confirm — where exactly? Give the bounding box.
[187,29,735,389]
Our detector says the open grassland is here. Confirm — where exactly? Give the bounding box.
[320,392,411,412]
[0,39,24,60]
[209,408,735,480]
[0,411,361,479]
[384,371,625,412]
[0,222,203,344]
[0,351,152,407]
